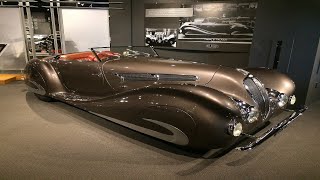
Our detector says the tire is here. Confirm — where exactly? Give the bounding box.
[34,93,54,102]
[169,39,175,45]
[146,38,151,45]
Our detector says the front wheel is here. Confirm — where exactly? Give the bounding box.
[34,93,54,102]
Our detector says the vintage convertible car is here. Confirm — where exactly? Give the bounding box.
[25,47,306,151]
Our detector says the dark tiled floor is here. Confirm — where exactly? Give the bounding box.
[0,81,319,179]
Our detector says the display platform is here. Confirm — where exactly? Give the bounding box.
[0,74,25,85]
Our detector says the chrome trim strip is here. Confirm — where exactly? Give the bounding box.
[115,73,198,82]
[89,112,189,146]
[243,75,270,120]
[252,77,270,119]
[236,106,307,151]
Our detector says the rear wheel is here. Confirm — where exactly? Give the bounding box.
[34,93,54,102]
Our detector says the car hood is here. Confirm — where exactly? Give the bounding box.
[206,66,255,105]
[103,57,220,85]
[103,57,255,105]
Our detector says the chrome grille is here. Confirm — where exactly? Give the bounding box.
[243,77,270,119]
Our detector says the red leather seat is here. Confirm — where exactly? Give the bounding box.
[59,51,120,62]
[59,51,95,61]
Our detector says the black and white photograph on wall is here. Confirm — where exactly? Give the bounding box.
[178,2,258,43]
[144,3,193,48]
[145,28,177,47]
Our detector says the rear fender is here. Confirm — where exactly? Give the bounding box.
[25,59,66,96]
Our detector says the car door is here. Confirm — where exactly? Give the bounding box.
[57,60,113,96]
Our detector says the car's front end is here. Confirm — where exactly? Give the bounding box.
[206,67,306,150]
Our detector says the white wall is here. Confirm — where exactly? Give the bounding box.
[60,9,110,53]
[0,8,27,70]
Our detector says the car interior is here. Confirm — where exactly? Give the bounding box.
[58,51,120,62]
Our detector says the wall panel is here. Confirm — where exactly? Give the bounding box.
[0,8,27,71]
[60,9,110,53]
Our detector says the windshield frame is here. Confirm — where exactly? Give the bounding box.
[90,46,159,62]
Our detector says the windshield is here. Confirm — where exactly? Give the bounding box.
[90,46,159,62]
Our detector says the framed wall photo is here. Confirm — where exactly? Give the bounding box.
[144,3,192,49]
[144,1,258,52]
[145,28,177,47]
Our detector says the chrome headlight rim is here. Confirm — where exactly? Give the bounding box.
[277,93,289,107]
[266,88,291,108]
[228,120,243,137]
[232,98,260,124]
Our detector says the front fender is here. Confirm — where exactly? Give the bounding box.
[74,84,243,150]
[245,68,295,96]
[143,84,241,117]
[142,84,244,149]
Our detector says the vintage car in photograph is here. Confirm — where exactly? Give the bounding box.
[179,17,254,38]
[25,47,306,151]
[145,32,176,47]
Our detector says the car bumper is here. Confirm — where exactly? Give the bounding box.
[236,106,307,151]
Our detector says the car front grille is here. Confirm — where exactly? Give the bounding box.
[243,77,270,119]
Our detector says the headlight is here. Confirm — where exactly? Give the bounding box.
[289,95,296,105]
[278,93,289,107]
[233,123,243,136]
[267,89,291,108]
[228,121,243,137]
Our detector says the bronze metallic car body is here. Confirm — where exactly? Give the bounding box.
[25,49,305,150]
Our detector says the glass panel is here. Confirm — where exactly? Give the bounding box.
[0,8,27,71]
[60,9,110,53]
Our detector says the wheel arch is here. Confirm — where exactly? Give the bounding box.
[25,59,66,96]
[119,84,242,149]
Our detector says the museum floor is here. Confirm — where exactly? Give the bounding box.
[0,81,319,179]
